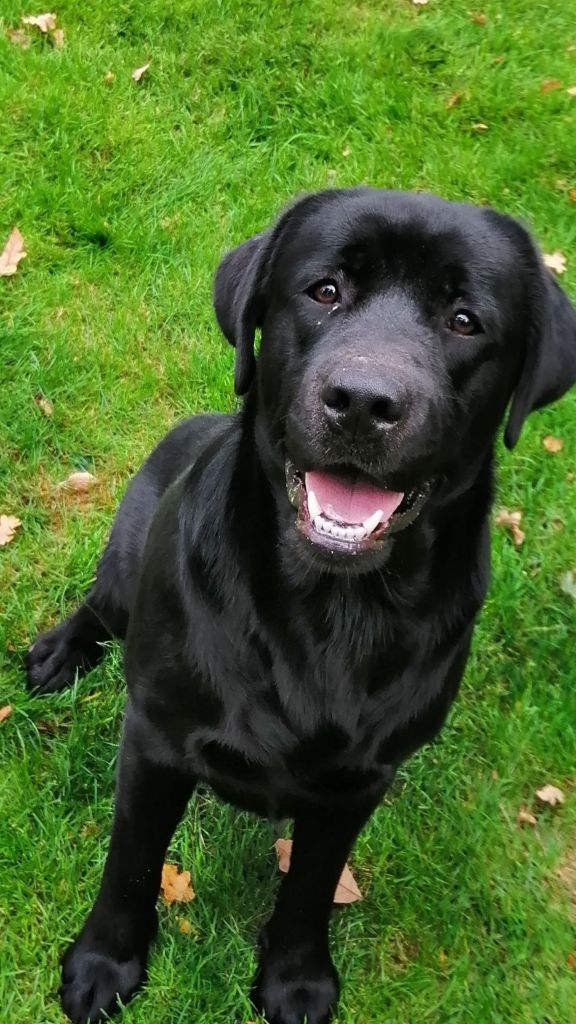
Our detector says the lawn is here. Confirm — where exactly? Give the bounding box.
[1,1,576,1021]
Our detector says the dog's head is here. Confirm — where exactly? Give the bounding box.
[214,189,576,571]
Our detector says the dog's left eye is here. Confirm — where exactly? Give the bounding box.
[308,279,340,304]
[447,309,483,336]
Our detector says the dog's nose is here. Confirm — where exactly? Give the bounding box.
[321,372,410,434]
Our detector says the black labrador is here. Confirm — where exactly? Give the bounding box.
[27,188,576,1024]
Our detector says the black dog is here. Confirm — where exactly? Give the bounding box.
[27,188,576,1024]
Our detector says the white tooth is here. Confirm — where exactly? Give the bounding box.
[334,526,346,538]
[308,488,321,520]
[363,509,384,535]
[313,515,324,532]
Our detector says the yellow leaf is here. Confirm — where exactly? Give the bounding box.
[494,508,525,547]
[7,27,31,47]
[0,705,13,724]
[57,471,97,492]
[0,228,27,277]
[542,435,564,453]
[535,784,565,808]
[543,251,567,275]
[161,863,195,904]
[21,12,57,32]
[274,839,362,905]
[517,807,537,827]
[540,79,562,93]
[34,394,54,417]
[132,63,151,83]
[0,515,22,547]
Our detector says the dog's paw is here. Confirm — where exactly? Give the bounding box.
[60,945,146,1024]
[251,944,339,1024]
[26,623,85,693]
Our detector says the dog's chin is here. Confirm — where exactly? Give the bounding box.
[284,459,432,574]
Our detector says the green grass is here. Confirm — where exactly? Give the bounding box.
[1,1,576,1021]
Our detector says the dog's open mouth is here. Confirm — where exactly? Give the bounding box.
[286,460,431,552]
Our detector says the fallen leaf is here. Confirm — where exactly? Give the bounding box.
[7,27,31,47]
[161,863,195,904]
[542,435,564,453]
[536,784,565,808]
[543,251,567,275]
[446,91,463,109]
[412,0,429,5]
[471,12,487,25]
[569,189,576,204]
[275,839,362,904]
[0,228,27,277]
[178,917,192,934]
[132,63,150,83]
[0,515,22,547]
[567,86,576,97]
[36,719,61,736]
[568,952,576,971]
[471,122,489,132]
[104,70,115,84]
[34,394,53,417]
[517,806,537,827]
[494,508,525,547]
[52,27,64,47]
[540,79,562,93]
[560,571,576,600]
[0,705,13,724]
[21,12,56,32]
[57,471,97,492]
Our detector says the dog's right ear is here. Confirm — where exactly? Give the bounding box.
[213,230,272,396]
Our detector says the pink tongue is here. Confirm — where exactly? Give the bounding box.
[305,471,404,525]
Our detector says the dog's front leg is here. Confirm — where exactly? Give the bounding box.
[251,799,379,1024]
[60,710,196,1024]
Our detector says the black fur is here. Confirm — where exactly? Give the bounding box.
[26,188,576,1024]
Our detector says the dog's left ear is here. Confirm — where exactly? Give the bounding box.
[504,268,576,449]
[213,230,272,396]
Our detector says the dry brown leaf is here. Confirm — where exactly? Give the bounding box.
[542,435,564,453]
[568,952,576,971]
[0,705,13,724]
[132,63,150,83]
[494,508,525,547]
[0,515,22,547]
[22,12,57,32]
[275,839,362,904]
[536,784,565,808]
[540,79,562,93]
[34,394,53,417]
[57,471,97,492]
[567,86,576,97]
[7,27,31,47]
[471,122,489,132]
[161,863,195,904]
[471,12,487,25]
[543,251,567,275]
[446,91,463,109]
[104,70,115,84]
[569,189,576,204]
[517,806,537,827]
[0,228,27,277]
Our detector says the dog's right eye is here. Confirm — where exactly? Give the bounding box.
[308,280,340,304]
